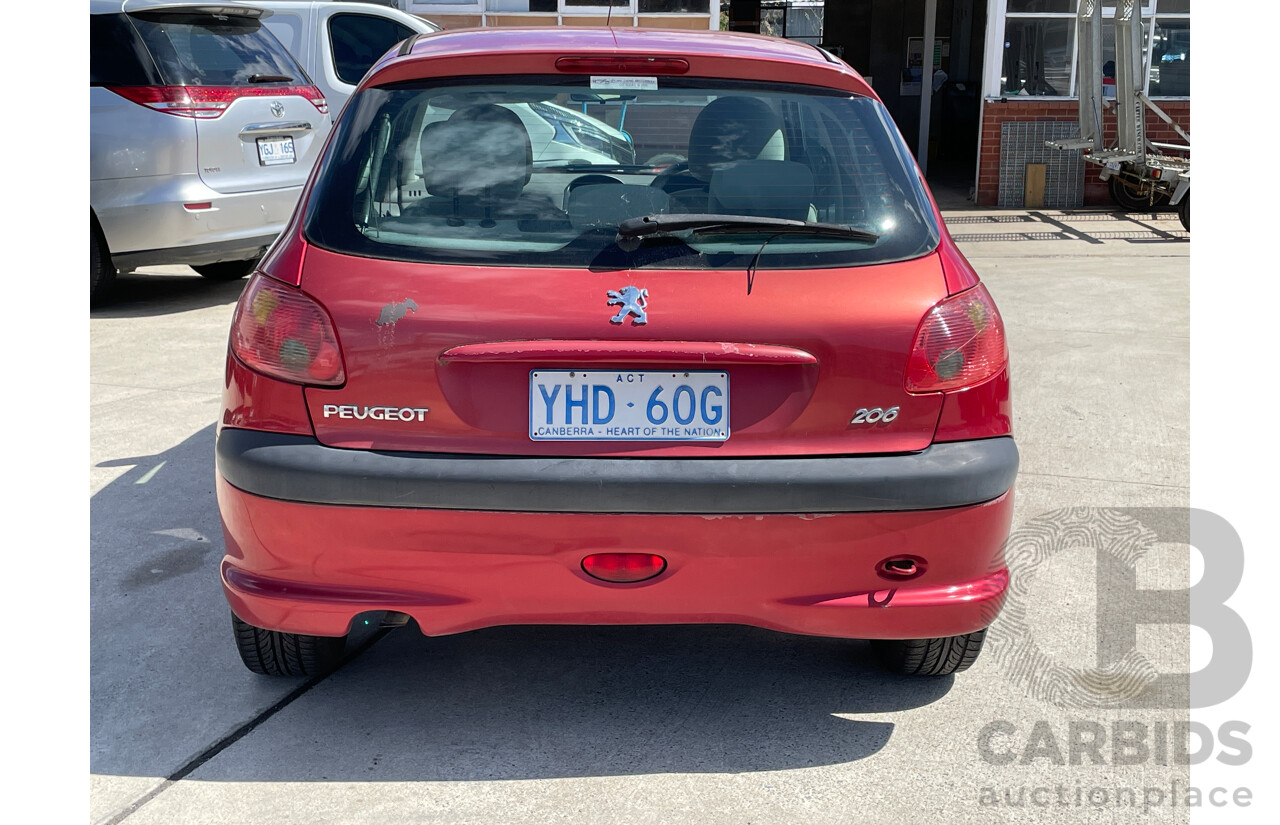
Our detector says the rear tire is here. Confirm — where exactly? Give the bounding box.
[194,259,257,281]
[232,612,347,677]
[1178,192,1190,231]
[91,220,115,305]
[1108,175,1170,211]
[872,629,987,676]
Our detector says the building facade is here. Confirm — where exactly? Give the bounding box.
[393,1,1190,208]
[974,0,1189,207]
[742,1,1191,207]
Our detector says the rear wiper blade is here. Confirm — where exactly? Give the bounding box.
[616,213,879,247]
[248,74,293,83]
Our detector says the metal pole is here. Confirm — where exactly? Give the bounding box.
[1077,0,1104,152]
[1114,0,1146,163]
[917,0,937,178]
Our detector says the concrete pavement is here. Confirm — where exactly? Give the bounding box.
[90,208,1191,825]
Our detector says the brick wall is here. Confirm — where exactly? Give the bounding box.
[976,98,1190,207]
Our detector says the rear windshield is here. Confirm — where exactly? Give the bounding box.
[128,12,307,87]
[305,76,940,270]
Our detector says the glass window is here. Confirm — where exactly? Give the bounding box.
[329,14,416,86]
[90,14,162,86]
[487,1,560,9]
[758,1,823,44]
[1001,17,1074,96]
[1006,0,1076,12]
[997,1,1185,98]
[1149,18,1189,96]
[759,6,785,36]
[305,77,939,270]
[129,12,307,87]
[1100,19,1151,90]
[639,0,711,11]
[564,1,630,6]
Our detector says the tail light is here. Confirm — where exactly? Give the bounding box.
[109,85,328,118]
[231,274,345,387]
[905,284,1007,393]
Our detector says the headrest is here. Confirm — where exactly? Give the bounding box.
[708,160,815,221]
[687,96,785,183]
[420,104,532,202]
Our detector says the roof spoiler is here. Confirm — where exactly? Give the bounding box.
[122,1,272,20]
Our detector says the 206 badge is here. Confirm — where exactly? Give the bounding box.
[607,286,648,325]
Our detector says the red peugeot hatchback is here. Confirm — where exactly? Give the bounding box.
[216,27,1017,678]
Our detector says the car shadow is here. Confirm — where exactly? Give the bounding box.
[193,624,950,782]
[92,267,249,318]
[91,424,955,784]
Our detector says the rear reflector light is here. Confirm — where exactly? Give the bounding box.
[230,274,345,387]
[904,283,1007,393]
[582,553,667,584]
[555,56,690,75]
[183,202,213,211]
[109,85,328,118]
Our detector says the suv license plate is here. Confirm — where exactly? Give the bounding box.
[530,370,729,441]
[256,136,296,166]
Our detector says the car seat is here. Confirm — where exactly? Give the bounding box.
[418,104,534,226]
[654,96,787,214]
[416,103,566,229]
[708,160,815,222]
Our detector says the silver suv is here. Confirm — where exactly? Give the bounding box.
[90,1,333,304]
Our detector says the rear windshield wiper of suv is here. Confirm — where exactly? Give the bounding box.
[615,213,880,250]
[248,74,293,83]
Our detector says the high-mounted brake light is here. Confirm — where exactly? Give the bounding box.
[109,85,328,118]
[904,284,1007,394]
[230,274,345,387]
[555,56,690,75]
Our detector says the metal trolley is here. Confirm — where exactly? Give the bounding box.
[1047,0,1190,230]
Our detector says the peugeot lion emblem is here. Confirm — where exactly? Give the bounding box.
[270,101,285,118]
[607,286,648,325]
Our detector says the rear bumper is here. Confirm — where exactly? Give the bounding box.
[215,429,1018,514]
[217,433,1016,640]
[91,174,301,269]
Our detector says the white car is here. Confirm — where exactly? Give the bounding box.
[256,1,439,117]
[257,1,635,166]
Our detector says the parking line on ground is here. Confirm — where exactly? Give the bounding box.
[101,628,391,825]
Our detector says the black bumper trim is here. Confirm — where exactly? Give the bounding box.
[216,429,1018,514]
[111,235,275,271]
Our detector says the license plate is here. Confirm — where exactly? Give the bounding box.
[256,136,295,166]
[530,370,729,441]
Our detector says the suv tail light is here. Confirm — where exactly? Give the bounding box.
[231,274,345,387]
[904,284,1007,394]
[109,85,328,118]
